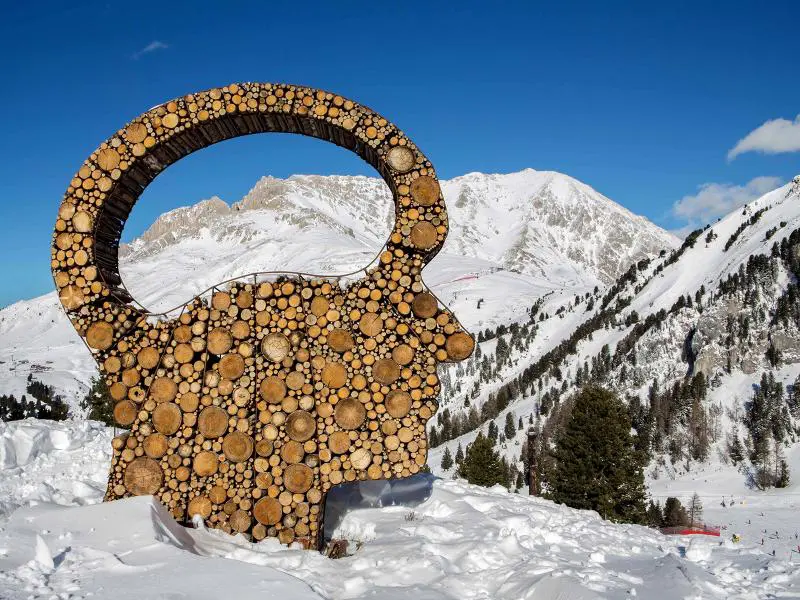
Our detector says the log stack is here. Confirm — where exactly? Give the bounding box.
[51,83,475,549]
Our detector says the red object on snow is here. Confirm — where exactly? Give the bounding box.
[660,526,720,536]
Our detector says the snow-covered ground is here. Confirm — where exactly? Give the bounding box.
[1,419,798,599]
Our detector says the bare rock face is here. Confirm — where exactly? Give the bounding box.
[790,175,800,199]
[120,198,232,260]
[441,170,678,286]
[741,356,760,375]
[770,330,800,361]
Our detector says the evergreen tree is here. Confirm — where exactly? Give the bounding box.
[26,375,69,421]
[441,447,454,470]
[429,426,440,448]
[688,492,703,527]
[728,428,744,465]
[745,372,791,488]
[504,412,516,439]
[548,386,647,524]
[0,394,31,421]
[82,376,116,426]
[487,420,499,442]
[1,379,69,422]
[455,443,464,465]
[457,432,510,488]
[689,397,709,461]
[662,497,689,527]
[776,459,790,488]
[519,439,529,474]
[646,500,663,529]
[495,336,510,366]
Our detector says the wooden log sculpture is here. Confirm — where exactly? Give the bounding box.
[51,83,475,549]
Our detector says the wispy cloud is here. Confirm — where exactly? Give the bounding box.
[727,115,800,160]
[132,40,168,60]
[671,176,783,229]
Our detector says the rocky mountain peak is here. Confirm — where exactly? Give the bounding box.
[117,169,677,289]
[790,174,800,198]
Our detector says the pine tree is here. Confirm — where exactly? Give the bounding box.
[504,412,516,439]
[26,375,69,421]
[646,500,663,529]
[745,372,790,488]
[0,394,30,421]
[457,432,510,488]
[441,447,454,470]
[662,497,689,527]
[548,386,647,524]
[728,428,744,465]
[776,459,790,488]
[689,396,709,461]
[688,492,703,527]
[487,420,498,442]
[455,443,464,465]
[429,426,440,448]
[82,376,115,426]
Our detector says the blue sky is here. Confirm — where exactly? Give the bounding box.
[1,0,798,307]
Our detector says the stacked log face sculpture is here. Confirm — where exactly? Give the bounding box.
[51,83,474,549]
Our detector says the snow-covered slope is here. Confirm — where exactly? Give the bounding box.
[1,419,797,599]
[443,170,676,286]
[428,175,800,500]
[0,169,675,408]
[583,175,800,391]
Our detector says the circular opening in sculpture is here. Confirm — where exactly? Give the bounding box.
[120,134,394,314]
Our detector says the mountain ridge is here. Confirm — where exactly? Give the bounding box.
[121,168,678,286]
[1,168,674,407]
[427,175,800,495]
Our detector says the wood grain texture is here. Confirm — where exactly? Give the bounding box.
[53,83,475,550]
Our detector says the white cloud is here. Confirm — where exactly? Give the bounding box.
[132,41,168,60]
[728,115,800,160]
[672,176,783,225]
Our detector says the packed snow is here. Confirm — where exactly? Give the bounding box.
[1,419,798,599]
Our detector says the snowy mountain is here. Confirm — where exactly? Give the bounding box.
[428,175,800,496]
[0,169,675,406]
[1,418,798,599]
[119,169,676,311]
